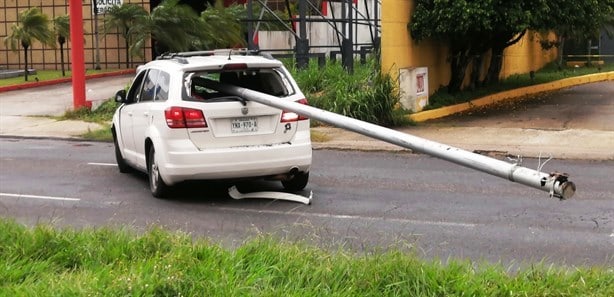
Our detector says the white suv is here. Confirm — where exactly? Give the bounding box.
[112,50,312,198]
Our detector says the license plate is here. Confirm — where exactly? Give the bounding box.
[231,117,258,133]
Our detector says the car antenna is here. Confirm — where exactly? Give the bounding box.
[227,49,232,60]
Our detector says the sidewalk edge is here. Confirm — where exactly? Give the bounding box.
[408,71,614,122]
[0,69,135,93]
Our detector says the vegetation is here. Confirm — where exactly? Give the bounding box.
[198,1,247,49]
[58,99,119,124]
[290,60,410,127]
[0,69,113,87]
[533,0,614,67]
[102,3,148,67]
[52,15,70,77]
[2,7,55,81]
[427,62,614,109]
[1,219,612,296]
[104,0,245,60]
[409,0,614,93]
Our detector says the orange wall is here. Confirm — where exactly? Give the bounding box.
[381,0,558,94]
[1,0,151,71]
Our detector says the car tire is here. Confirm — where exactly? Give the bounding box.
[148,146,170,198]
[113,129,131,173]
[282,172,309,192]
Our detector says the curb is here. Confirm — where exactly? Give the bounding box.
[0,69,135,93]
[408,71,614,122]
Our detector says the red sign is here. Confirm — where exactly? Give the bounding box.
[416,74,425,94]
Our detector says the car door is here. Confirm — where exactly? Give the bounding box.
[131,69,164,170]
[119,71,147,165]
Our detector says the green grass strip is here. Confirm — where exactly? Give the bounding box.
[0,69,118,87]
[1,219,612,296]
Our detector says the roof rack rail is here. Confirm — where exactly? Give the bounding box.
[156,49,263,61]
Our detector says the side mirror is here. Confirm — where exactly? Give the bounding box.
[115,90,127,103]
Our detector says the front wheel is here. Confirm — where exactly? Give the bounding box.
[282,172,309,192]
[148,146,170,198]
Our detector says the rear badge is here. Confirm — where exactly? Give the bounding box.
[241,107,248,115]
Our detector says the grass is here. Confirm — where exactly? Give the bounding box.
[1,219,612,296]
[427,63,614,109]
[0,69,116,87]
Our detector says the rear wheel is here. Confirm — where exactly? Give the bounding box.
[148,146,170,198]
[113,129,131,173]
[282,172,309,192]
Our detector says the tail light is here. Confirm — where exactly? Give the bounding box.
[165,107,207,128]
[281,98,309,122]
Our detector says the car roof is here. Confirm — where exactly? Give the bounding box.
[142,52,284,73]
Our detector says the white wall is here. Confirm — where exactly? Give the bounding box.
[256,0,380,56]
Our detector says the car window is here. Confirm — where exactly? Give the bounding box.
[186,67,293,101]
[139,69,160,102]
[126,71,146,104]
[155,71,170,101]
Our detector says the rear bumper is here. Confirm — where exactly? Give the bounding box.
[159,141,312,185]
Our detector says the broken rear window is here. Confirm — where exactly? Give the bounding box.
[184,68,294,101]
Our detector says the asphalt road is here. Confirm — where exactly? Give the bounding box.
[1,138,612,268]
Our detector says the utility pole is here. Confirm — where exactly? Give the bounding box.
[69,0,88,109]
[296,0,309,69]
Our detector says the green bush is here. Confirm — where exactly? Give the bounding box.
[291,59,410,127]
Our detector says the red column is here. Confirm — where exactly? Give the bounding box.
[69,0,88,109]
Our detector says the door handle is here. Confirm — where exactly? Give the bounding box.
[143,112,150,117]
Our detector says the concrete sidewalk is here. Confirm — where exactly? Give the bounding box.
[1,73,613,160]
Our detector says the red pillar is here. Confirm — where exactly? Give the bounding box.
[69,0,88,109]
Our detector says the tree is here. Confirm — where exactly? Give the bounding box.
[130,0,245,58]
[102,3,148,68]
[53,15,70,77]
[534,0,614,68]
[197,1,246,49]
[3,7,55,81]
[410,0,493,93]
[481,0,533,85]
[409,0,534,92]
[130,0,204,57]
[410,0,614,93]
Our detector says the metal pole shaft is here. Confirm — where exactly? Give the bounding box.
[69,0,88,109]
[213,83,576,199]
[247,0,255,50]
[93,1,101,70]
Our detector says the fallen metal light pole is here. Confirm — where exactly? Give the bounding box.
[209,82,576,200]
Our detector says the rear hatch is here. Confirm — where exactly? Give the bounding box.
[182,66,303,150]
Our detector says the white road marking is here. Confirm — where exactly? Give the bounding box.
[216,206,478,228]
[0,193,81,202]
[88,162,117,166]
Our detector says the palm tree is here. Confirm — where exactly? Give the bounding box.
[198,1,246,49]
[3,7,55,81]
[130,0,205,57]
[53,15,70,76]
[130,0,245,58]
[102,3,147,68]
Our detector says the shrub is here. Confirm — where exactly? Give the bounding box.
[291,59,409,127]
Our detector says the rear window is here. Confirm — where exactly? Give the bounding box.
[184,68,295,101]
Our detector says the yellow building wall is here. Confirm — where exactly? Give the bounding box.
[381,0,558,94]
